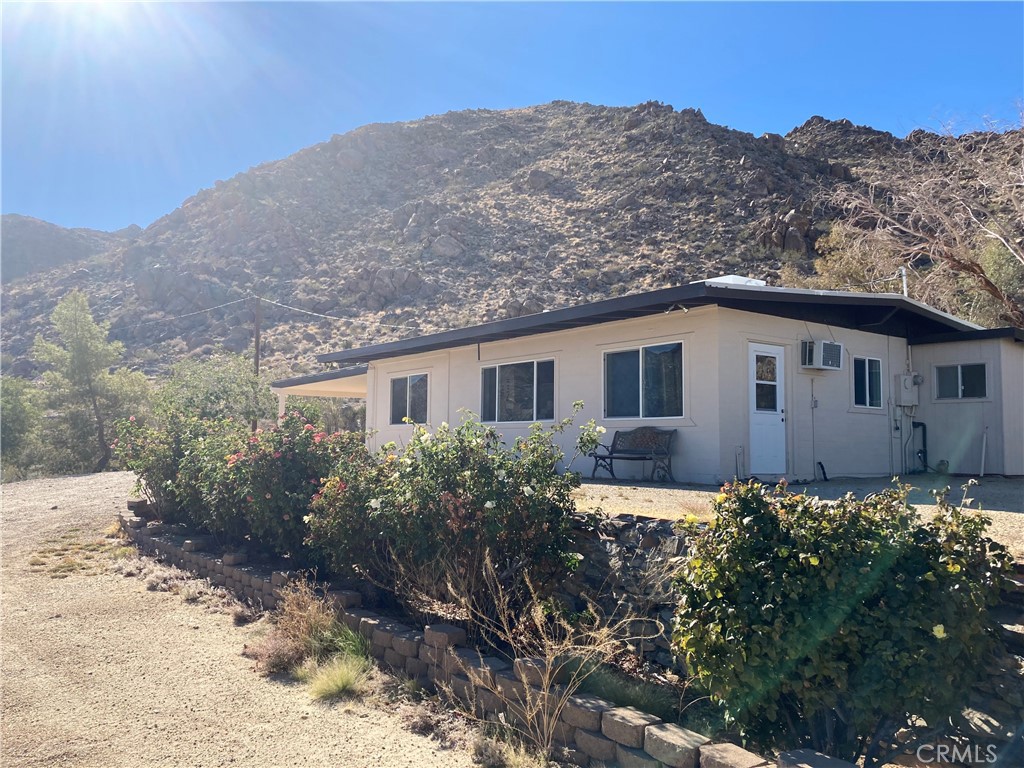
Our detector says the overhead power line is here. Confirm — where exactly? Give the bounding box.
[113,297,249,331]
[254,295,423,331]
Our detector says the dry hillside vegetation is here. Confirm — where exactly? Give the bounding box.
[3,101,1020,379]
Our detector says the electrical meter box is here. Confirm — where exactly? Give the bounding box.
[895,373,920,406]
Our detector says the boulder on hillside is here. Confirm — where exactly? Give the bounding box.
[430,234,465,259]
[783,227,807,254]
[526,169,555,191]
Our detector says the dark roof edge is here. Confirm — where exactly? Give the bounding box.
[271,364,368,389]
[317,282,983,365]
[316,282,713,363]
[909,327,1024,345]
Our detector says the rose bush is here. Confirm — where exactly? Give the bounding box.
[116,408,369,559]
[308,405,602,618]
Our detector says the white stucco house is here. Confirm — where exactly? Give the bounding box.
[272,277,1024,485]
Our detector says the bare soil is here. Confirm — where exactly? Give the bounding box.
[575,473,1024,559]
[0,472,474,768]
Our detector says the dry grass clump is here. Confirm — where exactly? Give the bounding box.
[243,578,370,682]
[111,553,249,616]
[397,701,470,750]
[471,734,550,768]
[441,557,667,762]
[308,655,372,700]
[29,527,130,578]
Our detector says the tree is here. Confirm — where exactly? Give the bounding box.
[33,291,150,473]
[0,376,41,479]
[155,352,276,426]
[809,125,1024,327]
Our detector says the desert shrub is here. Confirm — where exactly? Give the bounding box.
[673,480,1012,767]
[307,406,602,618]
[154,352,277,426]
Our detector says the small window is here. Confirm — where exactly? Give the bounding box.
[390,373,428,424]
[604,342,683,419]
[936,364,986,400]
[853,357,882,408]
[480,360,555,422]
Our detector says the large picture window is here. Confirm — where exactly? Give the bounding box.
[390,373,428,424]
[481,360,554,422]
[853,357,882,408]
[604,342,683,418]
[936,364,986,400]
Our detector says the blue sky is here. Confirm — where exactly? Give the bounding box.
[3,1,1022,232]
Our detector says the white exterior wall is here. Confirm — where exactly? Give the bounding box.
[362,305,950,484]
[1000,340,1024,476]
[715,308,907,483]
[911,338,1022,476]
[367,306,724,483]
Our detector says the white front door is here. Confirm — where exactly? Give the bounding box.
[749,343,787,476]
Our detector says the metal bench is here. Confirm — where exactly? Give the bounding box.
[589,427,676,482]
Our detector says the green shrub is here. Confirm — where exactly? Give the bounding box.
[116,409,370,558]
[673,481,1011,766]
[225,411,370,558]
[154,352,277,426]
[308,406,602,618]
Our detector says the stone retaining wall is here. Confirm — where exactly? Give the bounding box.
[118,509,857,768]
[562,514,684,669]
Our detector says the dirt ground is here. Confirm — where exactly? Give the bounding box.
[0,472,475,768]
[574,473,1024,559]
[2,472,1020,768]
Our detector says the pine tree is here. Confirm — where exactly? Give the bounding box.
[33,291,149,473]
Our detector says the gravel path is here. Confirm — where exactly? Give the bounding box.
[0,473,474,768]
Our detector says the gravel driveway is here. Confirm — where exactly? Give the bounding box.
[1,472,474,768]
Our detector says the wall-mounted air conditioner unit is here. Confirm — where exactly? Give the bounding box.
[800,340,843,370]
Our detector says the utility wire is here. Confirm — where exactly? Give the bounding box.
[113,297,249,331]
[106,281,444,338]
[253,295,424,331]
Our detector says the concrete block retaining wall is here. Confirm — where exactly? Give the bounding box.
[119,509,853,768]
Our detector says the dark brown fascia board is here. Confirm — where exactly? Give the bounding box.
[908,327,1024,345]
[271,364,368,389]
[317,282,981,366]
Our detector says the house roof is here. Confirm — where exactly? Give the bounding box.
[270,364,368,398]
[908,326,1024,345]
[312,279,982,368]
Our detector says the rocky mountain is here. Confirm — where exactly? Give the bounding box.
[1,101,1017,380]
[1,214,141,281]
